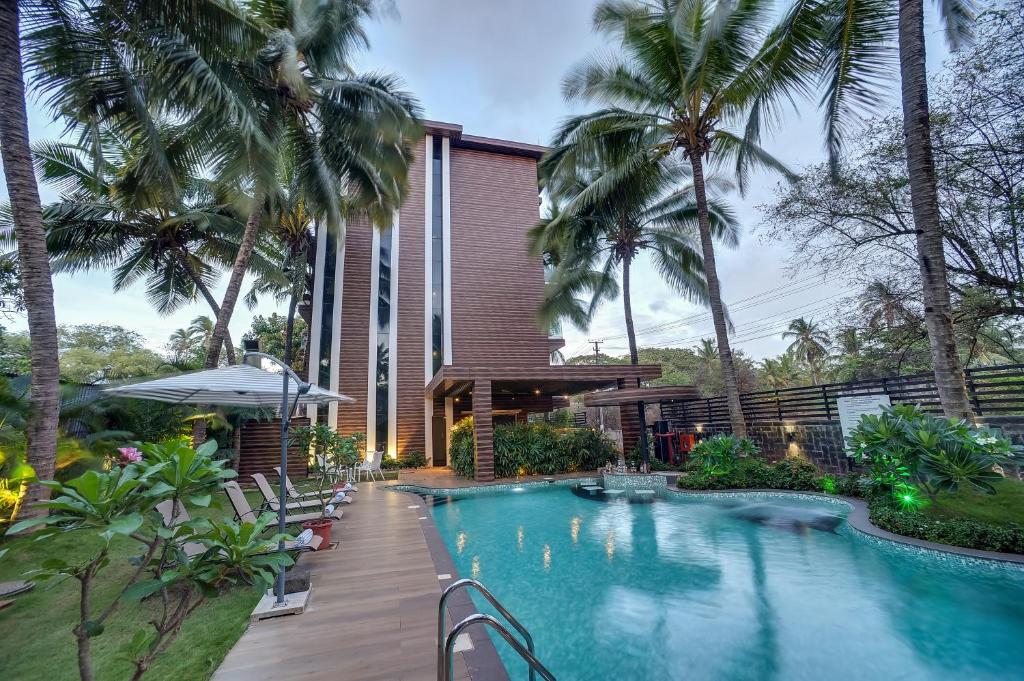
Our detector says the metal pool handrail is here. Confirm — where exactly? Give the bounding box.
[442,614,557,681]
[437,578,541,681]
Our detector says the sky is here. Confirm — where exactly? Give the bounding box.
[3,0,954,362]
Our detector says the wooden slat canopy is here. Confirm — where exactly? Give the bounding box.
[583,385,701,407]
[425,364,662,398]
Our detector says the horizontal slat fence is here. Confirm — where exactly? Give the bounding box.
[661,364,1024,428]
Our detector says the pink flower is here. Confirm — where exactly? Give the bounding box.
[117,447,142,464]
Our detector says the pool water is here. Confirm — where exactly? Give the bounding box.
[423,485,1024,681]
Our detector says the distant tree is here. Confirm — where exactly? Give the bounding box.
[760,352,802,390]
[782,318,830,384]
[242,314,308,368]
[696,339,720,363]
[0,326,31,376]
[56,324,165,384]
[166,316,215,369]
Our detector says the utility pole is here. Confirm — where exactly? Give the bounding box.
[588,339,603,363]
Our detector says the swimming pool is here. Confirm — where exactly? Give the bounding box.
[418,483,1024,681]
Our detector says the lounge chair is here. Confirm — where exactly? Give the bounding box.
[355,450,386,482]
[274,467,357,502]
[251,473,352,514]
[224,481,342,525]
[155,499,323,555]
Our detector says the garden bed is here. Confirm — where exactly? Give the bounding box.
[0,492,264,681]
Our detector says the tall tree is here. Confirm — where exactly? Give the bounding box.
[6,133,282,363]
[554,0,801,437]
[782,317,830,384]
[197,0,420,378]
[0,0,60,518]
[533,152,736,467]
[809,0,977,419]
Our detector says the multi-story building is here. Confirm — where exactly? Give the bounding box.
[305,121,659,481]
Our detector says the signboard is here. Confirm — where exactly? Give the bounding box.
[837,394,891,451]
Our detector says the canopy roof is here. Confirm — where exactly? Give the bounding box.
[105,364,353,408]
[583,385,700,407]
[425,364,662,399]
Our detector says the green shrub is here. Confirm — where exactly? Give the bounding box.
[689,435,760,476]
[848,404,1016,499]
[868,495,1024,554]
[448,417,617,478]
[677,456,820,491]
[382,450,428,470]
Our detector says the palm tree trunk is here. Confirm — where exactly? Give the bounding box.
[689,153,747,436]
[177,254,236,364]
[192,196,264,444]
[622,254,650,470]
[897,0,974,422]
[0,1,60,516]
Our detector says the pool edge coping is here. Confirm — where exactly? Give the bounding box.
[391,481,1024,566]
[391,488,512,681]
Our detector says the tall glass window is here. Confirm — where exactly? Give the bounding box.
[317,229,337,389]
[374,228,393,451]
[431,136,444,374]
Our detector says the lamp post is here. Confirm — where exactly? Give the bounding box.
[242,351,310,606]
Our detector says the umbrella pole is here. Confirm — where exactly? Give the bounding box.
[276,368,289,605]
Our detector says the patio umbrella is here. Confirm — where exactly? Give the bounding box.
[105,356,352,606]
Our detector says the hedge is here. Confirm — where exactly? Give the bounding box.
[449,417,617,478]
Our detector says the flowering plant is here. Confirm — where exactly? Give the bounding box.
[116,446,143,465]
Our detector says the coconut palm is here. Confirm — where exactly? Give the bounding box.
[696,338,720,363]
[554,0,803,436]
[193,0,421,375]
[533,151,737,469]
[782,317,830,384]
[761,352,802,390]
[859,281,916,330]
[0,0,59,517]
[799,0,977,419]
[7,133,281,364]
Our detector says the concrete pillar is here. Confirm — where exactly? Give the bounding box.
[472,379,494,482]
[617,378,641,456]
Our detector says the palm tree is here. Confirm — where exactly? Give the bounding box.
[807,0,976,419]
[859,281,915,330]
[761,352,801,390]
[782,317,830,384]
[554,0,800,437]
[195,0,421,376]
[533,151,736,469]
[696,338,720,363]
[10,134,282,364]
[0,0,60,518]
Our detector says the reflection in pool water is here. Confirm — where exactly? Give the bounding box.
[424,486,1024,681]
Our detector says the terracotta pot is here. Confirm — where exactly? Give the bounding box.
[302,518,333,547]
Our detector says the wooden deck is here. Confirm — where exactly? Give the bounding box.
[212,481,471,681]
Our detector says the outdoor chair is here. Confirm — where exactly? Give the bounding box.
[315,453,355,484]
[251,474,352,515]
[274,467,357,502]
[155,498,323,556]
[355,450,386,482]
[224,481,342,524]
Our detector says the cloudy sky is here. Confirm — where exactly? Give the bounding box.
[4,0,953,362]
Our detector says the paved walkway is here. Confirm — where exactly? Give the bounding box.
[213,481,470,681]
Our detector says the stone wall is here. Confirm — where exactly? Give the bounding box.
[687,413,1024,477]
[694,419,850,474]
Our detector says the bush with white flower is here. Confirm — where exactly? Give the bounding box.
[848,404,1018,504]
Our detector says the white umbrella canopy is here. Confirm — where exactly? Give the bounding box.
[104,364,353,408]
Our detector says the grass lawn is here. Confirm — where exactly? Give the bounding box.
[0,491,267,681]
[925,477,1024,526]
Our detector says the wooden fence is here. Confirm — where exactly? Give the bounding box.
[660,364,1024,427]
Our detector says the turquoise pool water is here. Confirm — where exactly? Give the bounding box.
[421,484,1024,681]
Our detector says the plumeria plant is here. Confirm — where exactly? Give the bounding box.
[3,438,293,681]
[848,404,1017,503]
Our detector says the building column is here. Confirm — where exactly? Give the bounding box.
[618,378,641,457]
[472,379,494,482]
